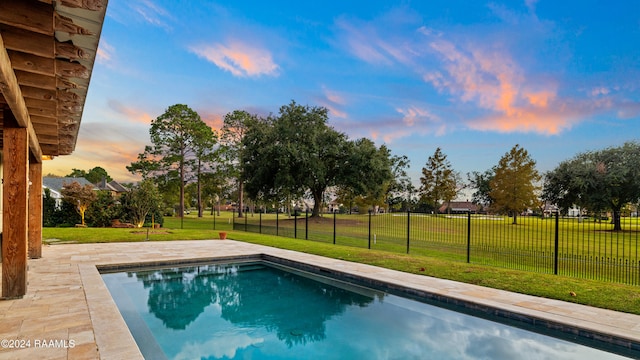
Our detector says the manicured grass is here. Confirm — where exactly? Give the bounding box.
[42,213,640,315]
[240,212,640,284]
[43,212,234,243]
[231,231,640,316]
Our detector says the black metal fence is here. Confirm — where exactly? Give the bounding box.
[234,210,640,285]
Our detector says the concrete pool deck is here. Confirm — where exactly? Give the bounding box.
[1,239,640,359]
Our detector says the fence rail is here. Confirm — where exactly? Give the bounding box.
[233,210,640,285]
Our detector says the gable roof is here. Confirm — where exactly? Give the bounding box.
[107,180,129,192]
[95,179,129,193]
[42,176,96,193]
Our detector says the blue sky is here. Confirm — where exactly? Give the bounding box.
[44,0,640,193]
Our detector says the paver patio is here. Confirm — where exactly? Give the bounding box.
[1,239,639,359]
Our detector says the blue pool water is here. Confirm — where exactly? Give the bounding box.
[101,261,630,360]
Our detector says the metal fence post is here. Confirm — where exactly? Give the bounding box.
[333,210,337,245]
[467,211,471,263]
[259,211,262,234]
[276,211,279,236]
[213,210,216,230]
[554,211,559,275]
[406,210,411,254]
[232,209,235,231]
[244,210,248,231]
[305,209,309,240]
[368,209,372,249]
[294,211,298,239]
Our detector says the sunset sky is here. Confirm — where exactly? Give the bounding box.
[44,0,640,193]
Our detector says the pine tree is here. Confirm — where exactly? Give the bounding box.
[490,144,540,224]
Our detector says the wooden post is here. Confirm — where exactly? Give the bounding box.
[2,108,29,298]
[28,158,42,259]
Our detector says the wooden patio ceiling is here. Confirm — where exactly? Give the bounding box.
[0,0,107,159]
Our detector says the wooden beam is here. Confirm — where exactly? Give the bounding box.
[0,0,54,36]
[25,97,57,111]
[31,124,58,137]
[60,0,108,11]
[29,159,43,259]
[0,37,33,128]
[0,25,54,58]
[0,33,43,161]
[2,109,29,299]
[15,70,56,90]
[7,50,55,76]
[20,85,56,101]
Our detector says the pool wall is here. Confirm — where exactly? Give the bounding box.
[95,252,640,358]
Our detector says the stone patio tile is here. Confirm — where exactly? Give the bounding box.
[68,342,99,360]
[1,240,639,359]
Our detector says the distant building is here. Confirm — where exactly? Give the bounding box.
[438,201,478,214]
[94,178,130,197]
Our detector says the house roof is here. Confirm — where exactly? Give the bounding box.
[438,201,479,213]
[107,180,129,192]
[42,176,96,193]
[95,180,129,193]
[0,0,107,158]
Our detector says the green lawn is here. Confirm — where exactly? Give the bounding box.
[238,212,640,284]
[42,212,640,316]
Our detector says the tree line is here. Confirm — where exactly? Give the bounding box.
[51,101,639,232]
[44,179,161,228]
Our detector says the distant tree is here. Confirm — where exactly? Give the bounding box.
[120,179,162,228]
[127,104,216,220]
[340,139,394,213]
[419,147,459,211]
[86,191,119,227]
[467,168,495,211]
[200,172,227,215]
[386,154,412,211]
[192,124,219,217]
[490,144,540,224]
[67,168,87,178]
[67,167,112,184]
[543,142,640,231]
[61,181,97,226]
[242,101,350,217]
[220,110,259,218]
[42,188,58,227]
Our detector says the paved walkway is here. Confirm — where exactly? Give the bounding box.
[1,240,640,359]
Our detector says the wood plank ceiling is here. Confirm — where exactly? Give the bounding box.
[0,0,107,157]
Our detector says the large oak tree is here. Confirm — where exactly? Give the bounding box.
[543,142,640,231]
[242,101,393,217]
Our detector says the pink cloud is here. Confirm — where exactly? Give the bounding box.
[395,106,446,137]
[423,40,595,135]
[96,40,114,65]
[590,87,610,97]
[334,16,416,66]
[318,87,348,119]
[199,111,224,132]
[130,0,172,30]
[190,41,279,78]
[108,100,153,124]
[44,128,147,182]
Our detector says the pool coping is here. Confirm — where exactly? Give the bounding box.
[87,248,640,359]
[3,240,640,359]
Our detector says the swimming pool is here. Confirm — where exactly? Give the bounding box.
[102,260,631,359]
